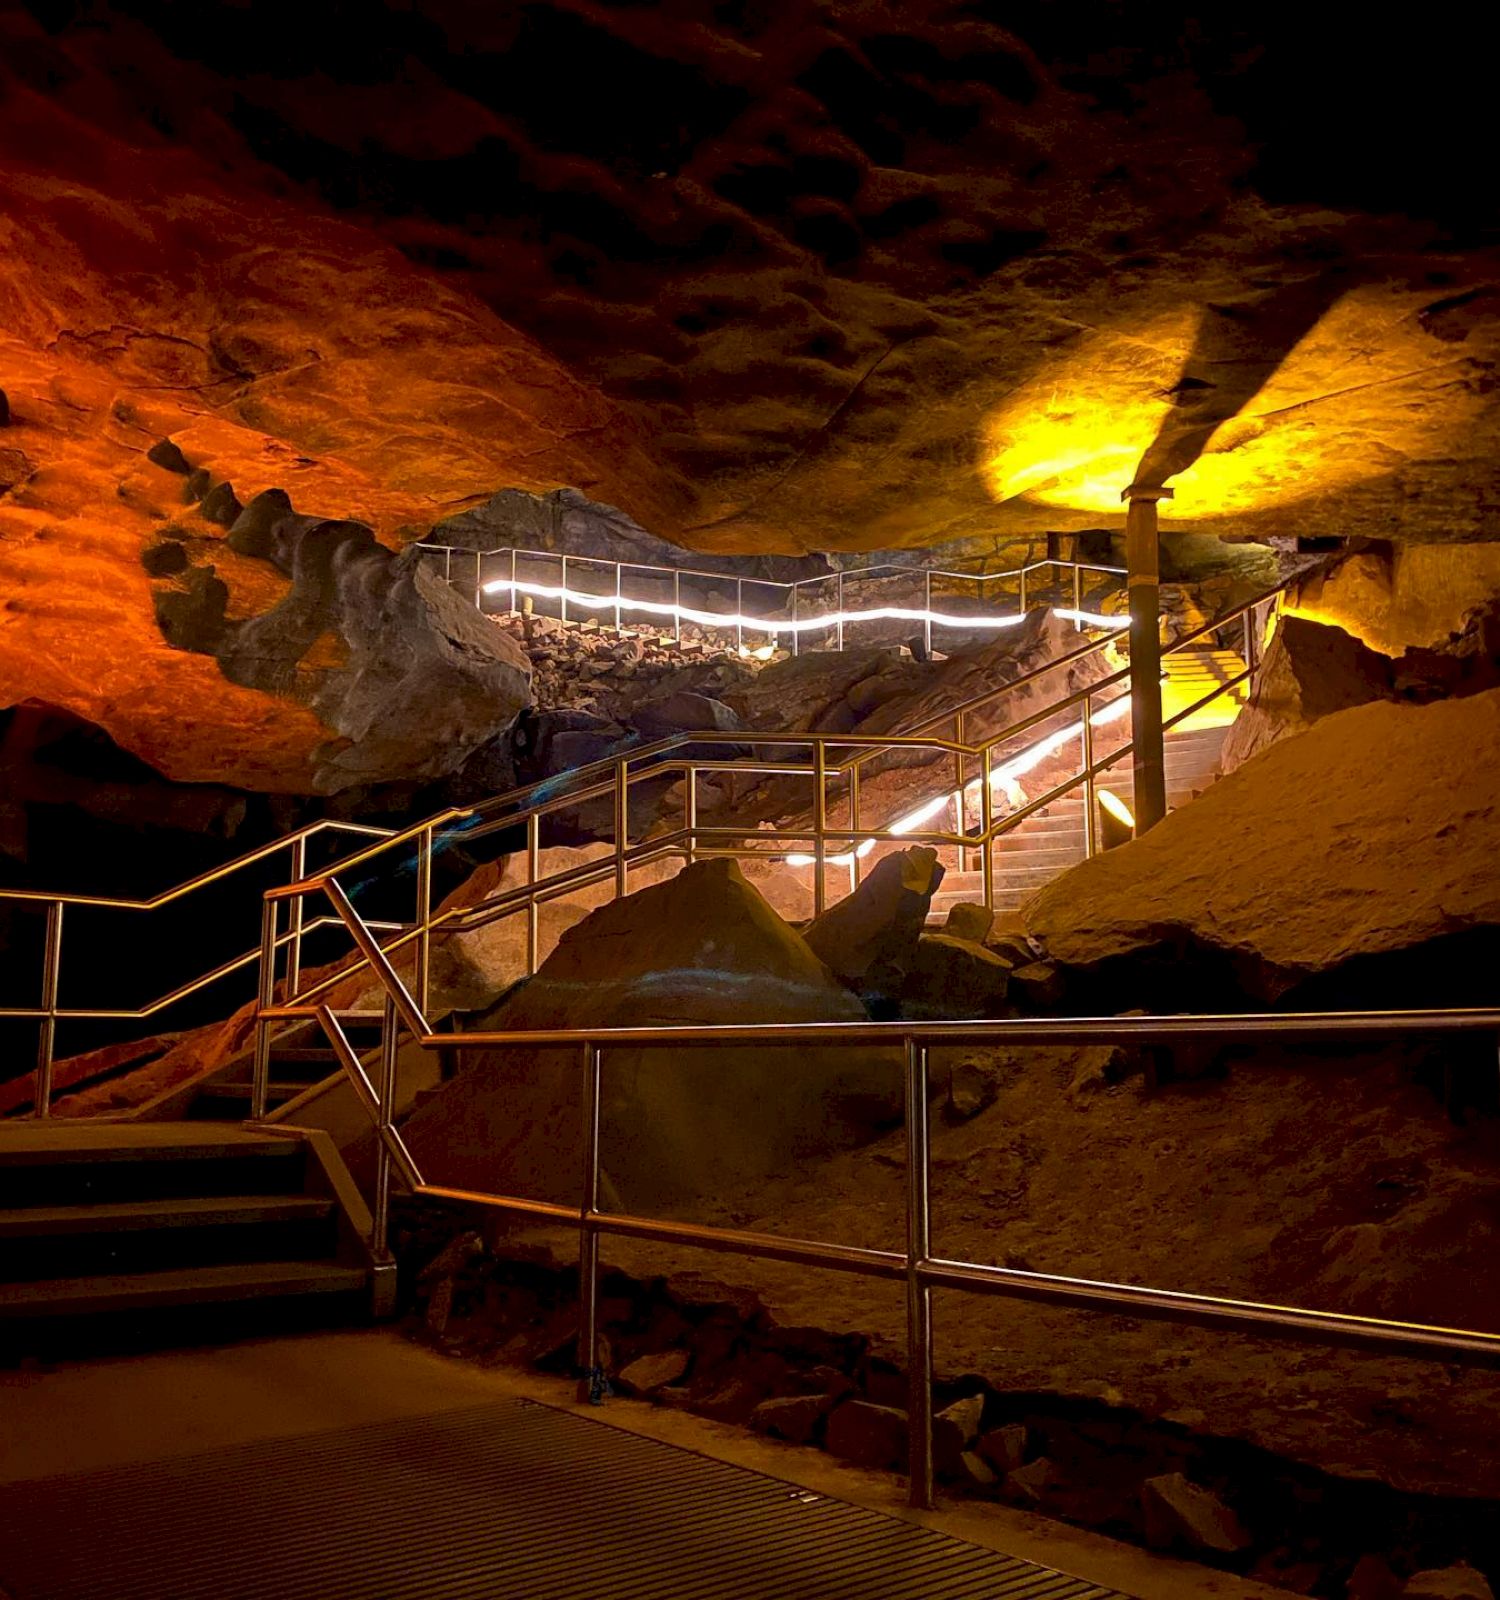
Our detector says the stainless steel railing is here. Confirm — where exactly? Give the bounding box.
[3,576,1281,1119]
[419,542,1127,655]
[260,887,1500,1511]
[0,818,402,1119]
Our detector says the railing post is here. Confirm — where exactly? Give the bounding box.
[672,569,681,643]
[791,584,800,657]
[685,765,698,866]
[415,824,433,1017]
[251,895,277,1120]
[32,900,63,1119]
[905,1037,935,1511]
[614,758,629,900]
[510,547,518,618]
[836,570,845,652]
[526,813,540,976]
[577,1039,604,1403]
[1018,565,1028,614]
[372,992,397,1265]
[979,747,994,911]
[923,570,933,659]
[444,546,452,585]
[286,835,306,1002]
[615,561,624,635]
[849,761,863,890]
[735,577,744,654]
[953,712,967,875]
[1123,483,1171,833]
[560,554,569,626]
[813,741,828,916]
[474,549,483,613]
[1073,561,1082,615]
[1082,693,1098,859]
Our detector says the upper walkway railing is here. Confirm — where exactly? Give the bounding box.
[419,543,1127,655]
[3,577,1283,1119]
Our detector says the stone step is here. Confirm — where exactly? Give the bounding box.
[0,1260,368,1321]
[0,1195,333,1237]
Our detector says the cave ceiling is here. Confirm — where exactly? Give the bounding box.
[1,0,1497,787]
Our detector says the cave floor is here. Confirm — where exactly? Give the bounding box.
[0,1327,1294,1599]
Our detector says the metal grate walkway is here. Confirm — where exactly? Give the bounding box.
[0,1399,1129,1600]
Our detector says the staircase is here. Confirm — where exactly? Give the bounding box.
[183,1015,384,1123]
[0,1124,372,1343]
[929,644,1247,920]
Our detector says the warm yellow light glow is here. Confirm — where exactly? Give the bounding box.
[1097,788,1134,827]
[981,290,1481,519]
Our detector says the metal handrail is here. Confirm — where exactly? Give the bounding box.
[247,580,1276,1077]
[6,575,1279,1118]
[0,818,398,1118]
[264,882,1500,1511]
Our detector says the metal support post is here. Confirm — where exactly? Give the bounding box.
[685,766,698,865]
[560,555,569,626]
[510,547,518,617]
[791,585,800,657]
[1123,483,1171,833]
[1019,566,1028,614]
[251,896,277,1120]
[673,570,681,643]
[1082,694,1098,859]
[905,1039,934,1511]
[735,578,744,654]
[615,562,623,635]
[577,1040,604,1403]
[372,993,397,1264]
[286,835,306,1001]
[923,570,933,659]
[836,571,845,651]
[614,758,629,900]
[813,742,828,916]
[979,749,995,910]
[414,825,433,1017]
[474,549,483,613]
[526,814,540,975]
[953,713,967,874]
[32,900,63,1119]
[849,762,863,890]
[1073,561,1082,615]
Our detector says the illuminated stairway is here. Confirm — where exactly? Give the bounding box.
[928,646,1247,918]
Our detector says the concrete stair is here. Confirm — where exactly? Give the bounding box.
[184,1012,385,1122]
[0,1124,370,1333]
[930,722,1230,918]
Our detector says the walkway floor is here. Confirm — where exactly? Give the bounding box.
[0,1330,1294,1600]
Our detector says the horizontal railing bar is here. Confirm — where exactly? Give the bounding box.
[0,819,393,911]
[415,1185,908,1280]
[421,1009,1500,1051]
[407,1186,1500,1368]
[918,1258,1500,1368]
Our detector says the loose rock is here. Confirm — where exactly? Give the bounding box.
[749,1394,829,1445]
[617,1349,691,1395]
[977,1423,1029,1474]
[945,1057,999,1122]
[1140,1471,1251,1555]
[825,1400,909,1470]
[901,933,1011,1019]
[1404,1566,1496,1600]
[146,437,191,473]
[1004,1456,1058,1506]
[945,902,995,943]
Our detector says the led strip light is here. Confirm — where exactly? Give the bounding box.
[784,693,1134,867]
[479,577,1128,637]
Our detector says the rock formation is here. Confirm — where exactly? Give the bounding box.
[400,859,902,1211]
[1025,688,1500,1009]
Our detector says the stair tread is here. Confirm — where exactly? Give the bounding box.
[198,1081,318,1100]
[0,1126,301,1165]
[0,1195,333,1238]
[0,1260,367,1317]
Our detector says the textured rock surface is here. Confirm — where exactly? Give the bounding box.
[1140,1472,1251,1555]
[400,859,901,1211]
[1024,690,1500,1008]
[1288,544,1500,658]
[1221,615,1394,773]
[803,845,943,994]
[1404,1567,1496,1600]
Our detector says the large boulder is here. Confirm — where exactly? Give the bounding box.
[1221,615,1394,772]
[401,859,901,1212]
[1024,689,1500,1009]
[804,846,944,1001]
